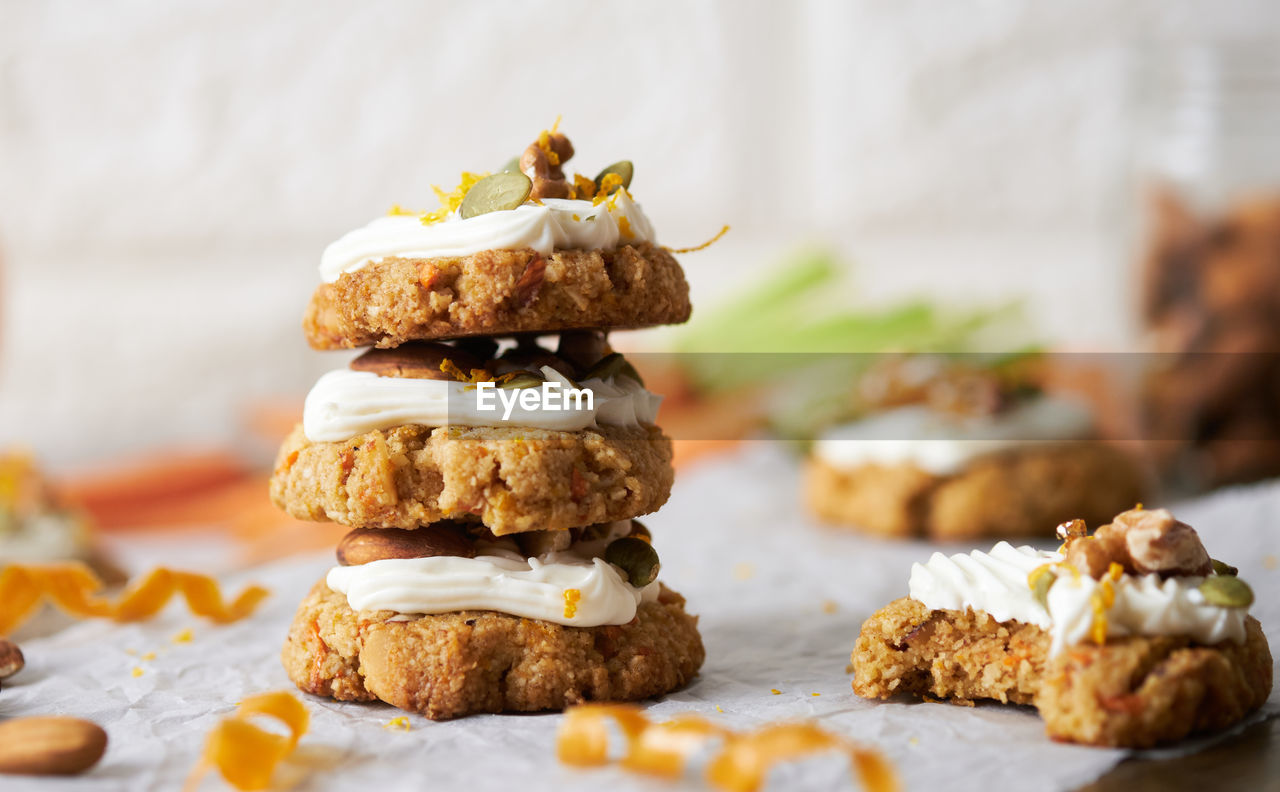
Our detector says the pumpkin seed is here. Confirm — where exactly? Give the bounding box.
[604,537,660,587]
[583,352,643,385]
[1211,558,1238,577]
[498,371,544,390]
[594,160,633,193]
[1028,565,1057,608]
[459,172,532,219]
[1198,575,1254,608]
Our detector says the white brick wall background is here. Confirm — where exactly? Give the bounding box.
[0,0,1276,466]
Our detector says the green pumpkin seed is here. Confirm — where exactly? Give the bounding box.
[594,160,633,193]
[498,156,521,174]
[628,520,651,542]
[582,352,644,385]
[498,371,544,390]
[604,537,660,587]
[1211,558,1239,577]
[1198,575,1254,608]
[1028,565,1057,608]
[459,172,532,219]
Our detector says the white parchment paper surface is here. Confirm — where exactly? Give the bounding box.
[3,445,1277,791]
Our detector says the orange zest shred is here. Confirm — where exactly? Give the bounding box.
[537,130,560,166]
[421,171,488,225]
[188,691,310,792]
[557,704,898,792]
[572,174,596,201]
[667,224,731,254]
[618,215,634,239]
[593,175,624,204]
[387,204,421,216]
[1090,575,1118,645]
[439,358,495,385]
[0,562,270,637]
[563,588,581,619]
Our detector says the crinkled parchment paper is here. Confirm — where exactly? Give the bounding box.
[3,445,1277,791]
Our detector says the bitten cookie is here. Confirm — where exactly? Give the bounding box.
[282,580,705,720]
[805,443,1146,540]
[269,423,674,535]
[852,598,1272,748]
[849,507,1273,748]
[304,244,691,350]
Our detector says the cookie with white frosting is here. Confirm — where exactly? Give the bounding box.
[269,338,673,535]
[303,132,690,349]
[804,356,1146,539]
[850,507,1272,747]
[282,520,702,719]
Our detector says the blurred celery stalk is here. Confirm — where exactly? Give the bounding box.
[673,249,1032,440]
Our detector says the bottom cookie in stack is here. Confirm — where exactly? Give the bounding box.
[282,520,703,720]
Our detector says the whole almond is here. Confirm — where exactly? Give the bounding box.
[350,342,484,380]
[0,639,23,679]
[0,717,107,776]
[337,524,476,566]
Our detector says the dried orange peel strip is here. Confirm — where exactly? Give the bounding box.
[557,704,898,792]
[188,691,310,791]
[0,562,270,636]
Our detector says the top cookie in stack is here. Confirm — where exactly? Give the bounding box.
[275,127,704,719]
[304,131,691,350]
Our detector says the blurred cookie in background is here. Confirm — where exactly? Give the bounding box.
[1141,191,1280,491]
[0,451,124,583]
[804,354,1147,540]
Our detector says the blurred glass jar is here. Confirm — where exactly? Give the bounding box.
[1134,42,1280,492]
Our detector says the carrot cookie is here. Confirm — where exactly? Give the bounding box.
[269,337,673,535]
[805,356,1145,539]
[282,520,704,720]
[304,132,690,349]
[851,507,1272,747]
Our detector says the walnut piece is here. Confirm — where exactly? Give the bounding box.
[1062,507,1212,579]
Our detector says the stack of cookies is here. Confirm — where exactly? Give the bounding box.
[273,129,705,719]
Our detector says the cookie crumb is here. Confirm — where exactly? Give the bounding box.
[733,563,755,581]
[822,600,838,614]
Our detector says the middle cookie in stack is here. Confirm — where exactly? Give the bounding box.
[275,129,704,720]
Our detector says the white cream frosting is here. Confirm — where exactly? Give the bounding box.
[908,542,1250,655]
[320,193,657,283]
[811,395,1095,476]
[325,524,659,627]
[302,365,662,443]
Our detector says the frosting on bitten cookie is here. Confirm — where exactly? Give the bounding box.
[851,506,1271,747]
[909,539,1248,655]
